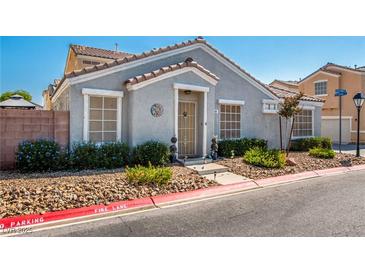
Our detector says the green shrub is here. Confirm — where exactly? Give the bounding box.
[244,147,286,168]
[70,142,130,169]
[309,147,336,159]
[16,139,64,172]
[132,141,169,166]
[70,142,100,170]
[291,137,332,151]
[126,164,172,185]
[218,138,267,158]
[97,142,130,169]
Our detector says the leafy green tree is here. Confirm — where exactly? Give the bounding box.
[278,92,303,156]
[0,90,32,102]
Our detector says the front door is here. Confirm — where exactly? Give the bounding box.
[178,101,197,157]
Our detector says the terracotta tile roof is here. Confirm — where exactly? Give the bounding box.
[54,37,277,97]
[125,58,219,86]
[71,44,132,60]
[325,62,365,73]
[298,67,342,83]
[267,85,325,103]
[298,62,365,84]
[272,79,299,86]
[52,37,323,105]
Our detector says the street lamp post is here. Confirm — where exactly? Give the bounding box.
[353,92,365,157]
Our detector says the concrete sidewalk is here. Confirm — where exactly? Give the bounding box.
[333,144,365,156]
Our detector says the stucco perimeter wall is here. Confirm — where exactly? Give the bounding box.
[67,45,303,149]
[0,109,69,170]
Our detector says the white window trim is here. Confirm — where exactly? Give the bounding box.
[262,99,279,114]
[82,88,124,142]
[174,83,210,93]
[314,80,328,96]
[218,99,245,106]
[313,80,328,84]
[291,108,314,140]
[218,101,243,140]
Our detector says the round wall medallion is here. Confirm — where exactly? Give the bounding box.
[151,103,164,117]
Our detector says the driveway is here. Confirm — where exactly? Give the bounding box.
[333,144,365,156]
[25,169,365,237]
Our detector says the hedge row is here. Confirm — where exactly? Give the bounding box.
[290,137,332,151]
[16,140,169,172]
[218,138,267,158]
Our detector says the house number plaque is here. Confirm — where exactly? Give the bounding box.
[151,103,164,117]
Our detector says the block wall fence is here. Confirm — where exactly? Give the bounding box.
[0,109,69,170]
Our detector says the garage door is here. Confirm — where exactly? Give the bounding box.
[321,116,351,144]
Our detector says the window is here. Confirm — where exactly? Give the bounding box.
[83,60,100,65]
[220,104,241,139]
[314,81,327,95]
[262,100,278,113]
[89,96,117,143]
[293,109,313,138]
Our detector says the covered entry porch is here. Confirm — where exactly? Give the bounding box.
[173,83,208,159]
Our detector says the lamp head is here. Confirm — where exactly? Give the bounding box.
[353,92,365,109]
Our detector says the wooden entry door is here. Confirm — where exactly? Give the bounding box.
[178,101,197,157]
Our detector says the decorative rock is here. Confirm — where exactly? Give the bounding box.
[286,158,297,166]
[0,166,217,219]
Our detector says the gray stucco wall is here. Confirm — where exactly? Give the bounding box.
[128,71,215,151]
[63,44,322,151]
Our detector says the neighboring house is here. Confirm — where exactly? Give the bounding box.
[270,80,299,92]
[64,44,132,74]
[297,63,365,143]
[43,79,61,110]
[0,94,41,109]
[45,37,323,158]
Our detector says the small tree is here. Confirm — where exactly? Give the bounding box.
[0,90,32,102]
[278,92,304,156]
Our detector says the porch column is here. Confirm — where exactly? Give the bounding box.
[174,88,179,140]
[83,94,89,142]
[203,91,208,157]
[117,97,122,141]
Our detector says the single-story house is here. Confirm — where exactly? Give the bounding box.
[47,37,324,158]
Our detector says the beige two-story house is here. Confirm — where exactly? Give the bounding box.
[43,45,132,110]
[272,63,365,143]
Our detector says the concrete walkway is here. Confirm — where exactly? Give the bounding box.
[186,163,249,185]
[333,144,365,157]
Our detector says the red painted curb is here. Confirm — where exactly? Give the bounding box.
[347,164,365,171]
[314,166,349,176]
[152,181,258,206]
[0,197,153,230]
[255,171,318,187]
[1,164,365,231]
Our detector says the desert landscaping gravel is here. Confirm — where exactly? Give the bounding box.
[1,152,364,219]
[217,152,365,180]
[0,166,216,218]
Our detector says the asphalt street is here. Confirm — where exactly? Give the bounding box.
[25,169,365,237]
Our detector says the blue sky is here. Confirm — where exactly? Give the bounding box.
[1,36,365,105]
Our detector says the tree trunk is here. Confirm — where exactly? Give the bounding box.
[279,116,283,151]
[286,117,295,157]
